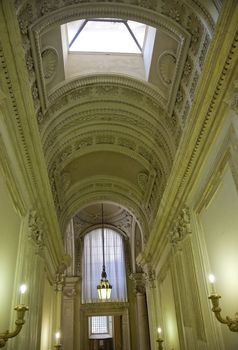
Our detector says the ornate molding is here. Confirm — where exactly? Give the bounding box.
[60,178,149,240]
[16,0,212,133]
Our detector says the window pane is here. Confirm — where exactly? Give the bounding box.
[67,19,146,53]
[82,228,127,303]
[91,316,108,334]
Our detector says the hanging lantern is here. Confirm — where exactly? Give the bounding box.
[97,204,112,300]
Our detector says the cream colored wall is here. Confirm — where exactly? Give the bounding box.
[160,270,180,350]
[0,170,20,330]
[198,167,238,349]
[40,277,56,350]
[65,52,146,80]
[187,107,238,350]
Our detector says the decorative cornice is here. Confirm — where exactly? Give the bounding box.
[81,301,129,312]
[143,2,238,266]
[48,74,166,109]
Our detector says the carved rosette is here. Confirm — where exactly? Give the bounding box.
[169,206,191,249]
[28,209,45,249]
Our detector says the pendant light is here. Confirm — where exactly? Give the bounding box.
[97,203,112,300]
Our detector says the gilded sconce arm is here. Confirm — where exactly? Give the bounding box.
[0,305,29,348]
[156,337,164,350]
[208,294,238,332]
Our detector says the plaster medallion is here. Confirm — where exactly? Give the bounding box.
[157,52,176,85]
[41,47,58,81]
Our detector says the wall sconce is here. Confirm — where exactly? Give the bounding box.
[156,327,164,350]
[54,331,62,349]
[208,274,238,332]
[0,284,29,348]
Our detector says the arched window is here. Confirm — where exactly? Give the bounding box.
[82,228,127,303]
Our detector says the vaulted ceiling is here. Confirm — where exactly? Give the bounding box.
[14,0,221,241]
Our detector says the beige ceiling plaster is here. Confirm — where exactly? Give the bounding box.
[15,0,215,238]
[73,202,134,238]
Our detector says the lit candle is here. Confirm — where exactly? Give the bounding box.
[208,274,216,294]
[19,284,27,305]
[55,331,61,345]
[157,327,162,336]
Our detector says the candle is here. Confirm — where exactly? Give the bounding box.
[19,284,27,305]
[55,331,61,345]
[208,274,216,294]
[157,327,162,335]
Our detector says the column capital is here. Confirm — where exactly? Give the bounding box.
[63,276,80,299]
[129,272,146,295]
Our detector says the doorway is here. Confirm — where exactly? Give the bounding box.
[88,315,122,350]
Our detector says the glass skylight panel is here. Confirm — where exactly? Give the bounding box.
[67,19,146,54]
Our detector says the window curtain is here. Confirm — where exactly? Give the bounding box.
[82,228,128,303]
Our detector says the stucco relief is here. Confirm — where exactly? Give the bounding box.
[157,52,176,85]
[11,0,221,241]
[28,209,45,249]
[15,0,213,133]
[224,79,238,114]
[41,47,58,81]
[169,207,191,249]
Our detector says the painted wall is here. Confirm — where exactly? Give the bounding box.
[0,171,21,330]
[40,277,56,350]
[199,167,238,349]
[160,270,180,350]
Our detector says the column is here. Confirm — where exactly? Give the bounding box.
[61,276,80,350]
[130,273,151,350]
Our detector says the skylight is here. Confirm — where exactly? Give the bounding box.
[67,19,147,54]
